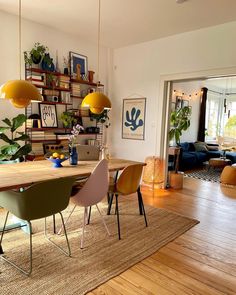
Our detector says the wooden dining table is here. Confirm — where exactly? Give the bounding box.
[0,158,146,254]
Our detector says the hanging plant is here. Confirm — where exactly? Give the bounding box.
[24,42,48,66]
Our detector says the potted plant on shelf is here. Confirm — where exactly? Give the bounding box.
[89,109,110,128]
[60,111,77,130]
[24,42,48,66]
[168,106,191,189]
[0,114,31,164]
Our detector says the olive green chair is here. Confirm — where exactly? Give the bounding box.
[0,177,75,276]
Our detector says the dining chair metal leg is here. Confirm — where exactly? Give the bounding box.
[95,205,110,236]
[81,207,88,249]
[115,194,121,240]
[87,206,92,225]
[1,212,33,276]
[45,212,71,257]
[140,195,148,227]
[57,204,77,235]
[107,193,114,215]
[137,186,143,215]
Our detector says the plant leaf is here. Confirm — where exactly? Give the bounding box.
[11,114,27,132]
[0,144,19,156]
[0,133,13,144]
[14,134,30,141]
[11,144,32,160]
[2,118,11,127]
[0,126,10,134]
[0,154,11,161]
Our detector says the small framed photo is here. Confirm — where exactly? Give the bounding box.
[39,103,58,128]
[176,96,182,110]
[69,51,88,77]
[181,99,189,108]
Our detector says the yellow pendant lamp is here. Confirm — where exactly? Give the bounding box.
[0,0,42,108]
[81,0,111,115]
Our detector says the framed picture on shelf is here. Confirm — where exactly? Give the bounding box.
[69,51,88,77]
[122,98,146,140]
[181,99,189,108]
[39,103,58,128]
[175,96,182,110]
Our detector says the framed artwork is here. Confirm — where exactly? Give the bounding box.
[176,96,182,110]
[69,51,88,77]
[39,103,58,128]
[122,98,146,140]
[181,99,189,108]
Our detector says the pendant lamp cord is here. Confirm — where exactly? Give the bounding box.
[97,0,101,90]
[19,0,22,80]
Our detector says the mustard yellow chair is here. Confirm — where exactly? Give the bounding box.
[108,164,148,239]
[220,165,236,186]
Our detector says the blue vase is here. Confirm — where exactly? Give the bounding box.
[69,146,78,165]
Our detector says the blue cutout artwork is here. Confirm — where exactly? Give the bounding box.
[125,107,143,131]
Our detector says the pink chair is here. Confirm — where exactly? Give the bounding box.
[60,159,110,249]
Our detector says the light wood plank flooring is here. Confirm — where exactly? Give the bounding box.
[89,177,236,295]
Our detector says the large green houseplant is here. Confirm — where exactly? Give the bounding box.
[169,106,191,145]
[0,114,31,162]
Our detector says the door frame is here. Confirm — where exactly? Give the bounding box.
[159,66,236,187]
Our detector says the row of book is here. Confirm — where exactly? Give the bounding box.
[71,83,81,97]
[30,131,57,140]
[58,76,70,89]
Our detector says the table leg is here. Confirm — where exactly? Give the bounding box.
[0,245,3,254]
[53,215,56,234]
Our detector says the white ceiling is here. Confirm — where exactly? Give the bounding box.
[1,0,236,48]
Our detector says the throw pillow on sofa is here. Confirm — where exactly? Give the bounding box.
[194,142,208,152]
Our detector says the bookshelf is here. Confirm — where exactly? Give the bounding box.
[25,67,105,157]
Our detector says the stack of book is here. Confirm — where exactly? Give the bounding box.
[58,76,70,89]
[26,73,46,86]
[31,143,44,155]
[30,131,57,141]
[71,83,81,97]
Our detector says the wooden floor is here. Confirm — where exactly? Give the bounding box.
[89,178,236,295]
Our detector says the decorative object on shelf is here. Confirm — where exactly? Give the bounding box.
[28,113,41,128]
[69,51,88,77]
[45,151,68,168]
[122,98,146,140]
[88,71,95,83]
[46,73,57,89]
[39,103,58,128]
[41,53,55,72]
[60,111,77,129]
[63,56,69,75]
[169,106,191,145]
[0,0,42,108]
[81,0,111,115]
[68,124,84,165]
[0,114,31,162]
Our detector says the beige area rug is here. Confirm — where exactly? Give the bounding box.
[0,196,199,295]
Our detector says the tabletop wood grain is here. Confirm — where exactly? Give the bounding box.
[0,159,145,191]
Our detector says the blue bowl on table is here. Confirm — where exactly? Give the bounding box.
[45,152,69,168]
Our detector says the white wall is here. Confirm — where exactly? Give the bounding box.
[0,10,109,122]
[110,21,236,161]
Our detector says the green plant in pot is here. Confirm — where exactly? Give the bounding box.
[24,42,48,66]
[0,114,31,163]
[60,111,77,129]
[169,106,191,146]
[90,110,110,128]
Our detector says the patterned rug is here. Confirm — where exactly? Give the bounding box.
[0,197,199,295]
[185,168,221,183]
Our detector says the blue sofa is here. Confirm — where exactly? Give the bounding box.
[178,142,236,171]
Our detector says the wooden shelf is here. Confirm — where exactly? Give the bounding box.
[70,79,104,87]
[26,67,70,78]
[26,128,72,132]
[39,101,72,105]
[71,95,83,99]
